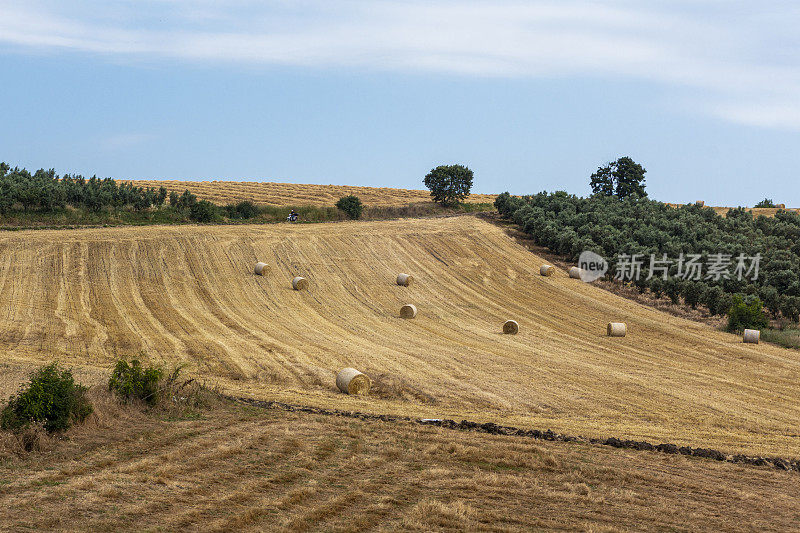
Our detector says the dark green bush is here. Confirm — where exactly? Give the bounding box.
[189,200,218,222]
[335,195,364,220]
[108,359,163,405]
[727,295,769,332]
[225,200,259,219]
[1,363,93,433]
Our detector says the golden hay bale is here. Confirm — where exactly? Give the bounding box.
[777,204,786,209]
[503,320,519,335]
[743,329,760,344]
[540,265,554,277]
[292,276,308,290]
[607,322,627,337]
[397,273,413,286]
[336,367,371,395]
[400,304,417,319]
[569,267,583,279]
[696,200,705,206]
[254,262,269,276]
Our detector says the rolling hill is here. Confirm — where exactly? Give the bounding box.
[1,215,800,457]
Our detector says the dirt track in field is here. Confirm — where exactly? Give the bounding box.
[2,215,800,457]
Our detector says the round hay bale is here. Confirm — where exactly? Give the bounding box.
[607,322,627,337]
[777,203,786,209]
[743,329,760,344]
[696,200,705,206]
[254,262,269,276]
[396,273,413,286]
[569,267,583,279]
[400,304,417,319]
[292,276,308,290]
[540,265,554,277]
[336,368,370,396]
[503,320,519,335]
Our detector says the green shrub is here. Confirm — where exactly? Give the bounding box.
[1,363,93,433]
[225,200,259,220]
[189,200,218,222]
[727,295,769,332]
[335,195,363,220]
[108,359,163,405]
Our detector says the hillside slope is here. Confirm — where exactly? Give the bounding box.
[123,179,497,207]
[1,216,800,456]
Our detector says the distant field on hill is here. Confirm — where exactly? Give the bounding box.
[665,203,798,217]
[124,179,498,207]
[2,216,800,457]
[124,179,795,217]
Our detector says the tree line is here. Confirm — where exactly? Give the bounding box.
[494,191,800,323]
[0,162,172,213]
[0,163,262,223]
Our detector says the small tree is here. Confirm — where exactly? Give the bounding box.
[681,280,704,309]
[755,198,775,208]
[726,295,768,332]
[177,190,197,210]
[424,164,474,207]
[335,195,363,220]
[156,186,168,207]
[590,156,647,199]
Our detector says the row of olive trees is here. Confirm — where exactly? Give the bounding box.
[0,163,265,223]
[0,163,171,213]
[495,191,800,323]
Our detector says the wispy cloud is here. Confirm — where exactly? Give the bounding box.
[2,1,799,129]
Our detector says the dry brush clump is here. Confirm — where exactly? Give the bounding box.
[108,358,220,417]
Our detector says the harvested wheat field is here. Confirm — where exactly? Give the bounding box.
[2,216,800,458]
[124,179,497,207]
[1,390,798,532]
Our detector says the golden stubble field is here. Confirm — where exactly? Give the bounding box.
[2,391,798,532]
[123,179,497,207]
[2,216,800,457]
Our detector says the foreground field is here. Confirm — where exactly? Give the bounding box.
[1,391,798,532]
[124,179,497,207]
[2,216,800,457]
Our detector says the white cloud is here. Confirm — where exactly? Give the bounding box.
[2,0,799,129]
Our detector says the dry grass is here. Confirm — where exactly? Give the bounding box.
[0,396,798,532]
[123,179,497,207]
[2,216,800,458]
[665,203,798,217]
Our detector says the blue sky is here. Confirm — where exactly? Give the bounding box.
[1,1,799,205]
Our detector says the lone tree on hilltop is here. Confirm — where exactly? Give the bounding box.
[755,198,775,208]
[424,164,474,207]
[590,156,647,199]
